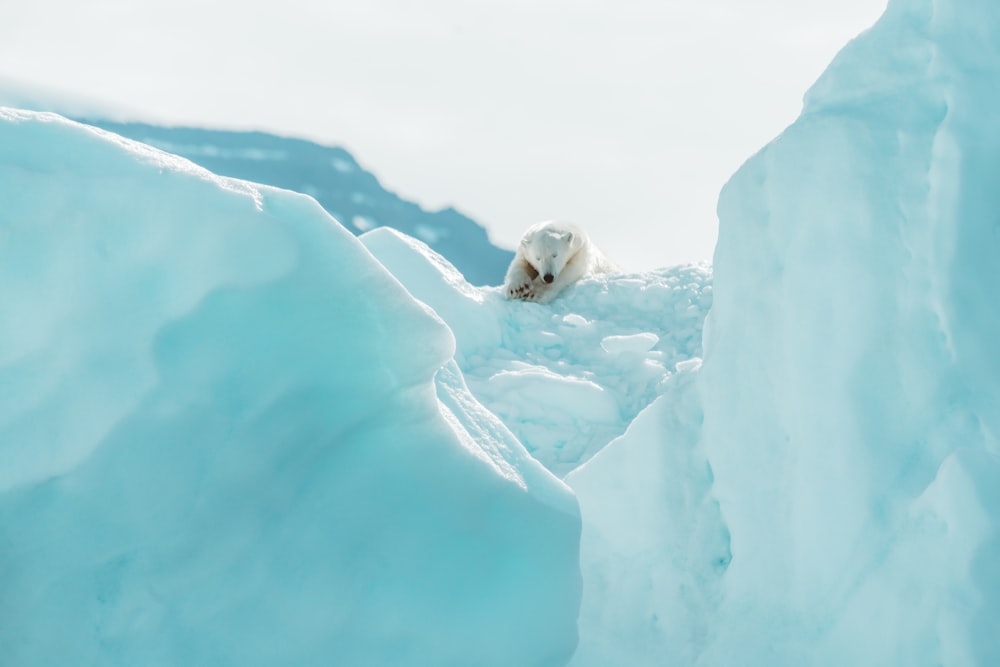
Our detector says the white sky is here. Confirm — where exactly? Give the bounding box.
[0,0,886,270]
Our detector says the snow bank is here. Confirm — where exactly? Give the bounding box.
[362,227,712,476]
[0,109,580,667]
[702,0,1000,662]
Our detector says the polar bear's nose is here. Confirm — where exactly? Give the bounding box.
[543,273,554,283]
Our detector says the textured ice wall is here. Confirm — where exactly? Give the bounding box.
[702,0,1000,663]
[566,363,730,667]
[0,109,580,667]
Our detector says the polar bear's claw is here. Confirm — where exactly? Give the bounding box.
[508,281,535,300]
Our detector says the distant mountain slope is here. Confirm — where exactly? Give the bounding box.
[81,120,514,286]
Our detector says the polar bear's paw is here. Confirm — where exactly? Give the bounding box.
[508,280,550,302]
[507,281,537,300]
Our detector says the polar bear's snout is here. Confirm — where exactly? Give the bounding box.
[543,273,555,283]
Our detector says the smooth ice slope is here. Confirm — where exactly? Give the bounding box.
[702,0,1000,663]
[566,364,730,667]
[0,109,580,667]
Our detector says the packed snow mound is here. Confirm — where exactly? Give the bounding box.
[0,109,580,667]
[702,0,1000,663]
[362,227,712,476]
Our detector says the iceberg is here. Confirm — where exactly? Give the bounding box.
[701,0,1000,663]
[0,109,580,667]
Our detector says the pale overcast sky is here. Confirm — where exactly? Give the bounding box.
[0,0,886,270]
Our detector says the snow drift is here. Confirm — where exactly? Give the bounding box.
[362,227,711,476]
[0,108,580,667]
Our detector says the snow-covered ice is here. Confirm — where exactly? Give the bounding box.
[362,227,711,476]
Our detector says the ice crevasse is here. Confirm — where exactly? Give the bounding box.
[0,108,581,667]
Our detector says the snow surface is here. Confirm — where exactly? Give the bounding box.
[0,108,579,667]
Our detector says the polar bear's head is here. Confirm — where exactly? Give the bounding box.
[521,223,583,284]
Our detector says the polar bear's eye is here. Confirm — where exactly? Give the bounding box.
[552,253,557,258]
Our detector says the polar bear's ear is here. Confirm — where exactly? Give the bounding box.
[563,231,574,244]
[520,233,533,246]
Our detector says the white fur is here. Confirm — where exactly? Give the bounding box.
[503,221,616,303]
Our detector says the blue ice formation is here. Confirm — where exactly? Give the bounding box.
[0,109,579,667]
[702,0,1000,663]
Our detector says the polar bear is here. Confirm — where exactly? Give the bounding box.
[504,220,615,303]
